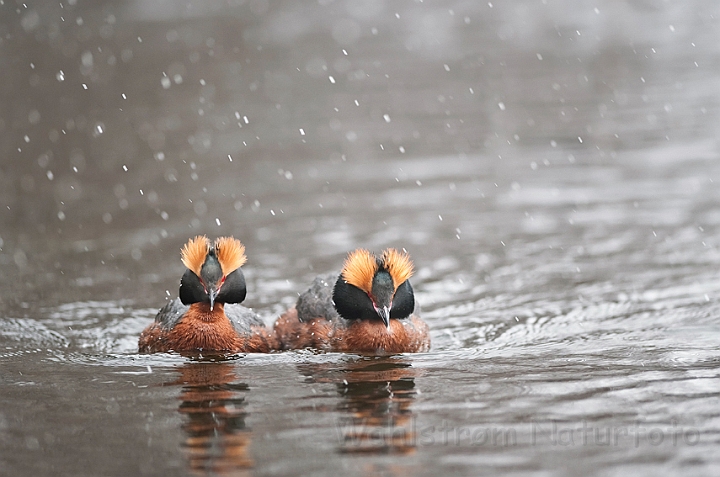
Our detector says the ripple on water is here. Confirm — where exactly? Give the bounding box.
[5,263,720,375]
[44,300,157,354]
[0,301,154,363]
[0,317,69,350]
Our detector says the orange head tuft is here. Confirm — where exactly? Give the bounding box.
[214,236,247,276]
[181,235,211,277]
[340,249,378,294]
[380,248,414,291]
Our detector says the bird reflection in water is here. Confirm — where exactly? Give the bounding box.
[301,357,421,456]
[170,360,253,475]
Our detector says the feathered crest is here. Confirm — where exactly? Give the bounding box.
[341,249,378,293]
[181,235,211,277]
[381,248,414,291]
[214,236,247,275]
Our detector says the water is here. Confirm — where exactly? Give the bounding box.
[3,1,720,475]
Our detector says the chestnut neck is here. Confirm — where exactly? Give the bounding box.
[188,302,226,323]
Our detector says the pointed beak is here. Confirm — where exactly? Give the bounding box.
[377,305,390,328]
[208,287,219,311]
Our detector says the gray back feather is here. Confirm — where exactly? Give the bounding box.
[296,273,341,322]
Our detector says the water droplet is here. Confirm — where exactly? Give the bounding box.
[215,218,221,226]
[56,70,65,81]
[328,76,336,84]
[92,122,104,137]
[160,76,171,89]
[383,114,391,123]
[299,128,305,136]
[81,51,93,67]
[28,110,40,124]
[498,102,506,111]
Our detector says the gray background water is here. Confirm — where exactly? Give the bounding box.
[2,1,720,475]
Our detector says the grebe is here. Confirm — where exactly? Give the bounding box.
[139,236,276,353]
[274,249,430,354]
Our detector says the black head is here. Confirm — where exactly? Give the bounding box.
[332,249,415,327]
[177,236,248,309]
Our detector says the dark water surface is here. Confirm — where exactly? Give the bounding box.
[3,1,720,476]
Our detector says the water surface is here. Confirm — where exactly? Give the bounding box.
[2,1,720,476]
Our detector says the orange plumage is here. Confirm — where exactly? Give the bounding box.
[139,303,277,353]
[181,235,211,278]
[381,248,414,291]
[341,249,377,293]
[273,308,429,354]
[214,236,247,276]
